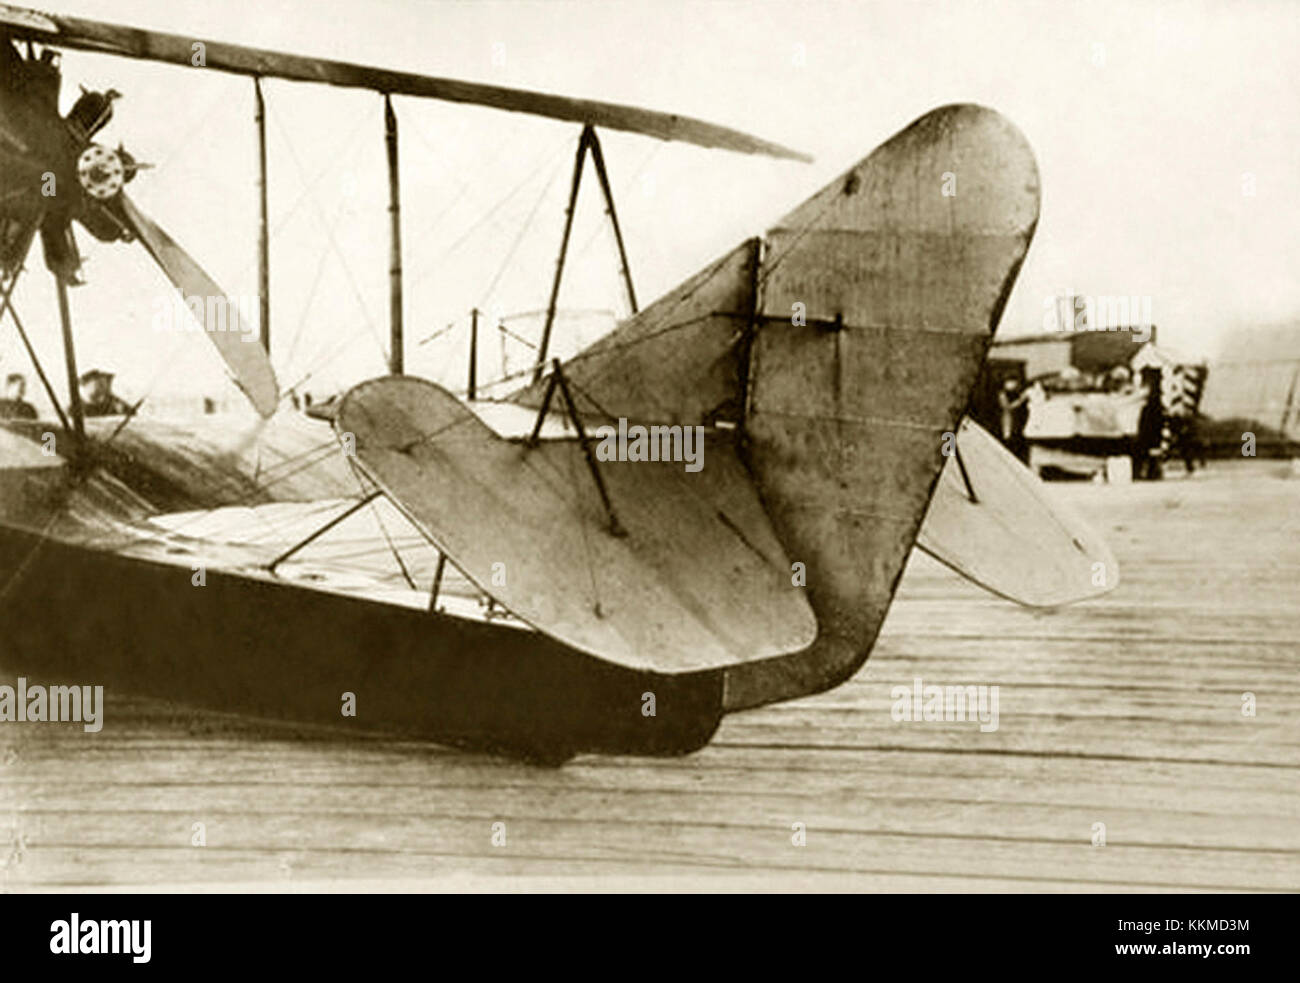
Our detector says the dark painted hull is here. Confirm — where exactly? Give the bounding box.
[0,523,724,763]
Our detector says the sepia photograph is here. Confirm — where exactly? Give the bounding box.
[0,0,1295,930]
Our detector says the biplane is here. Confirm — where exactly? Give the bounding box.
[0,3,1116,763]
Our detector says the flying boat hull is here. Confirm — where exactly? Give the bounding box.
[0,519,724,763]
[0,103,1069,762]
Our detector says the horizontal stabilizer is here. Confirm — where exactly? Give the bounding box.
[336,376,817,673]
[917,417,1119,606]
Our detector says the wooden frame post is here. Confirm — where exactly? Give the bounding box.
[384,93,403,375]
[254,77,271,353]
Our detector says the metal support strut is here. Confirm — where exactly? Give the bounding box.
[254,76,271,354]
[532,358,625,537]
[0,270,72,432]
[268,491,382,572]
[428,552,447,613]
[533,124,639,383]
[384,93,403,375]
[54,275,86,444]
[954,442,978,504]
[526,366,559,447]
[585,126,638,316]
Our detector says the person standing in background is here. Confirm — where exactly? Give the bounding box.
[1133,367,1165,480]
[997,378,1031,463]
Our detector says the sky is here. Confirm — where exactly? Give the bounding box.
[3,0,1297,413]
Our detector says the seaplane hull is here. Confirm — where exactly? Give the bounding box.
[0,101,1116,764]
[0,520,724,763]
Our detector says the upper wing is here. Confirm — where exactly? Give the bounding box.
[337,375,817,674]
[916,416,1118,607]
[0,3,808,161]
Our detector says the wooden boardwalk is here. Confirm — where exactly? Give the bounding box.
[2,462,1298,891]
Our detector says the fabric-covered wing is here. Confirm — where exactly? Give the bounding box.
[337,375,817,673]
[0,3,807,161]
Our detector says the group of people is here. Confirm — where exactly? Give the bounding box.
[996,365,1203,480]
[0,368,132,421]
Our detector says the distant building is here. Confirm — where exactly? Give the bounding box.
[991,326,1154,380]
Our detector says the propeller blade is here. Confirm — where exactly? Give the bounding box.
[116,192,280,418]
[0,4,810,161]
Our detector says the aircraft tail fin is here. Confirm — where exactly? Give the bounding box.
[492,105,1045,701]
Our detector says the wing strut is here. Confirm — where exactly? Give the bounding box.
[267,491,382,572]
[527,358,625,536]
[384,94,403,375]
[53,273,86,444]
[254,77,271,354]
[1,263,72,433]
[533,124,638,382]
